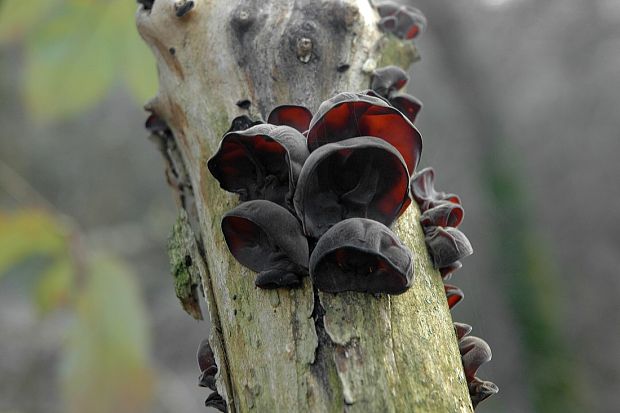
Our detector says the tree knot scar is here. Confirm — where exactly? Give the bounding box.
[296,37,313,63]
[175,0,195,18]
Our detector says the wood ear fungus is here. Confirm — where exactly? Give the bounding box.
[390,93,423,124]
[208,124,309,210]
[469,377,499,409]
[221,200,309,289]
[420,202,464,228]
[196,339,217,391]
[205,392,227,412]
[374,1,427,40]
[411,167,461,212]
[267,105,313,133]
[294,137,410,239]
[454,322,473,340]
[371,66,409,98]
[439,260,462,281]
[459,336,493,382]
[424,226,473,268]
[226,115,263,133]
[306,92,422,173]
[309,218,413,294]
[445,284,464,309]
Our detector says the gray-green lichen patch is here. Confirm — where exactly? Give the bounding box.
[377,36,420,68]
[168,209,206,320]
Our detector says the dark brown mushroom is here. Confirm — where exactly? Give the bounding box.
[221,200,309,289]
[309,218,413,294]
[226,115,263,133]
[306,92,422,173]
[411,167,461,211]
[459,336,493,382]
[267,105,313,133]
[208,124,309,210]
[197,339,217,391]
[205,392,227,412]
[145,113,171,137]
[371,66,409,98]
[454,322,473,340]
[445,284,464,309]
[390,92,423,124]
[374,2,427,40]
[424,226,473,268]
[420,202,464,228]
[469,377,499,409]
[439,260,462,281]
[294,137,410,239]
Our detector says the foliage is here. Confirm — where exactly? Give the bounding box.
[0,0,157,120]
[0,209,154,412]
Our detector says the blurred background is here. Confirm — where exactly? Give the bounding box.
[0,0,618,412]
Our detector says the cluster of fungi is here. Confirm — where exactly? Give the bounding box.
[138,0,497,409]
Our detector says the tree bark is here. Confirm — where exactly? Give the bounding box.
[136,0,472,411]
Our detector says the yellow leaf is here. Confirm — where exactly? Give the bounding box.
[34,256,74,313]
[0,209,69,277]
[61,254,154,413]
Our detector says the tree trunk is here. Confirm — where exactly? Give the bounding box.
[136,0,472,411]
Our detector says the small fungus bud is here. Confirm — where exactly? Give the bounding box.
[424,226,473,268]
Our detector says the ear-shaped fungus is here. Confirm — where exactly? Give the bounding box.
[390,93,423,124]
[306,92,422,172]
[267,105,313,133]
[221,200,309,289]
[454,322,473,340]
[208,124,309,210]
[411,167,461,211]
[469,377,499,409]
[445,284,464,309]
[196,339,217,391]
[420,202,464,228]
[226,115,263,133]
[309,218,413,294]
[375,2,427,40]
[459,336,493,382]
[424,226,473,268]
[294,137,410,239]
[439,260,462,280]
[371,66,409,98]
[205,392,227,412]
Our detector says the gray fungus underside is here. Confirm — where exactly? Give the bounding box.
[136,0,472,411]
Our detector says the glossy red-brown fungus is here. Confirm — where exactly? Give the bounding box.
[267,105,313,133]
[371,66,409,98]
[424,226,473,268]
[309,218,413,294]
[294,137,410,239]
[307,92,422,172]
[439,260,462,280]
[469,377,499,408]
[208,124,309,210]
[390,92,423,124]
[411,167,462,211]
[459,336,493,382]
[420,203,465,228]
[445,284,464,309]
[196,339,217,391]
[454,322,473,340]
[221,200,309,289]
[205,392,227,412]
[374,2,427,40]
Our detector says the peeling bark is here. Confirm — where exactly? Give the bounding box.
[137,0,472,411]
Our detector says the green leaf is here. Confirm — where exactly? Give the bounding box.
[61,254,154,413]
[23,0,132,120]
[0,0,57,42]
